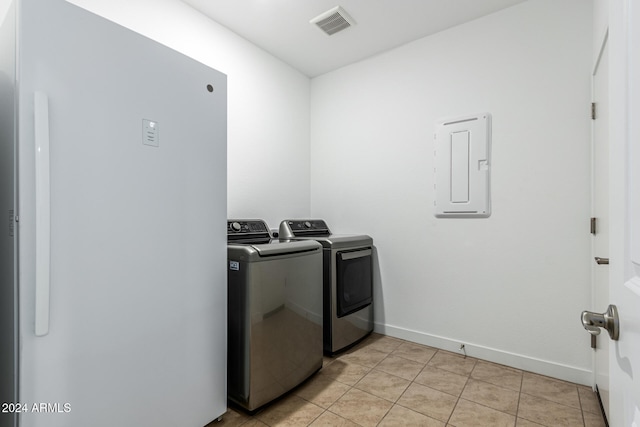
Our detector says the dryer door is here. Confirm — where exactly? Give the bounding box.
[336,248,373,317]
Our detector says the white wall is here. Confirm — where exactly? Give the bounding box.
[310,0,594,384]
[67,0,311,228]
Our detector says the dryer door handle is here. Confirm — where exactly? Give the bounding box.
[339,249,372,261]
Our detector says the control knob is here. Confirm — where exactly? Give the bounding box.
[231,222,242,232]
[304,221,312,229]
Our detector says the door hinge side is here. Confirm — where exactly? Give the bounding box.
[591,102,597,120]
[591,217,597,235]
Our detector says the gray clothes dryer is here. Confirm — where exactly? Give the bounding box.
[279,220,374,355]
[227,220,323,412]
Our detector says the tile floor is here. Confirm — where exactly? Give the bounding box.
[213,333,606,427]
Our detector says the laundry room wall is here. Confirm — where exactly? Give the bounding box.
[310,0,593,384]
[66,0,312,229]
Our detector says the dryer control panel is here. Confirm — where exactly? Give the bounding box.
[279,219,331,238]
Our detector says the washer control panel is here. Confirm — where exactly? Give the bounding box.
[227,219,271,243]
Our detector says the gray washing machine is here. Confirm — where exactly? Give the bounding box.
[279,220,373,356]
[227,219,323,412]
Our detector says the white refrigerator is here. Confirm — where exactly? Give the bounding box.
[0,0,228,426]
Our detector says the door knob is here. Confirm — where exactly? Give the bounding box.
[594,257,609,265]
[581,304,619,340]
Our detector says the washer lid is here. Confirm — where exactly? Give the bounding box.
[228,240,322,262]
[253,240,321,257]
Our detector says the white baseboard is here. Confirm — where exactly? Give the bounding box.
[374,322,592,386]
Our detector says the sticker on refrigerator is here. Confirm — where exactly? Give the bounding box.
[142,119,159,147]
[229,261,239,271]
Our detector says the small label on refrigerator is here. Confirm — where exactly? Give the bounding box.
[229,261,239,271]
[142,119,159,147]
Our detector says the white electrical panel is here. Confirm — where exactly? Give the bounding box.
[434,113,491,218]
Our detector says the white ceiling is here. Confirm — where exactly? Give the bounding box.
[181,0,527,77]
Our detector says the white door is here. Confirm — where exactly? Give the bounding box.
[591,31,610,420]
[607,1,640,425]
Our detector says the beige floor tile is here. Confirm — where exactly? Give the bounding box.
[521,372,580,409]
[322,356,335,368]
[583,410,606,427]
[319,358,371,386]
[449,399,516,427]
[339,346,389,368]
[376,355,425,381]
[359,333,404,354]
[578,386,602,415]
[309,410,361,426]
[354,369,411,402]
[212,408,252,427]
[328,388,394,427]
[392,342,437,364]
[471,360,523,391]
[226,334,594,427]
[378,404,445,427]
[234,420,269,427]
[460,379,519,415]
[516,418,545,426]
[396,382,458,422]
[518,393,584,427]
[428,351,477,376]
[414,365,468,397]
[295,374,351,408]
[255,394,324,426]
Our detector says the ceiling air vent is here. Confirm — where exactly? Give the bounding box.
[310,6,355,36]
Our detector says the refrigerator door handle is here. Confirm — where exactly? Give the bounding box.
[34,91,51,337]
